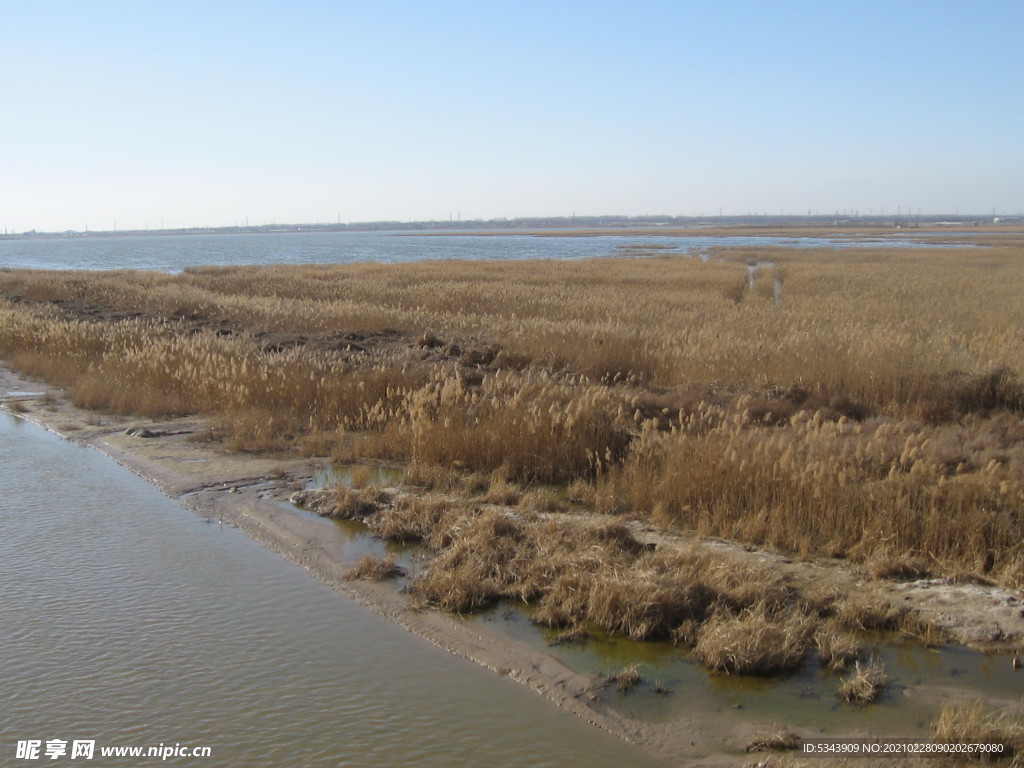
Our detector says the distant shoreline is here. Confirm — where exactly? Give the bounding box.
[3,215,1021,242]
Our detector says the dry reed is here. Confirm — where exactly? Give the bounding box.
[745,724,802,753]
[836,658,888,704]
[694,604,816,675]
[1,242,1022,583]
[344,553,404,581]
[932,700,1024,761]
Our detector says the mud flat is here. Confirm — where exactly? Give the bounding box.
[4,365,1024,767]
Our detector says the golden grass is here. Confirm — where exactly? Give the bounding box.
[815,619,865,671]
[605,664,642,693]
[347,494,824,670]
[1,243,1023,583]
[836,658,888,704]
[290,486,390,519]
[745,724,802,753]
[694,604,816,675]
[932,700,1024,763]
[344,553,404,581]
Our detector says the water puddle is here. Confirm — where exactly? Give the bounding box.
[306,463,404,490]
[285,467,1021,740]
[472,603,1020,737]
[284,472,426,588]
[5,390,45,397]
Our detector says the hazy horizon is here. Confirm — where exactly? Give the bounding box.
[3,1,1022,233]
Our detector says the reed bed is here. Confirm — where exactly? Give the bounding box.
[932,700,1024,762]
[368,497,821,669]
[318,489,929,682]
[2,242,1023,583]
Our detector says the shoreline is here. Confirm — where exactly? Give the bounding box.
[0,366,717,766]
[4,365,1024,766]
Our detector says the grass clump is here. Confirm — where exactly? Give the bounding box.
[836,658,887,704]
[745,724,802,753]
[834,588,909,633]
[932,700,1024,761]
[694,604,816,675]
[394,502,811,653]
[345,553,405,581]
[368,495,471,546]
[605,665,642,693]
[815,620,864,671]
[291,486,389,520]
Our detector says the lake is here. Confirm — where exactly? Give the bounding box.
[0,229,960,272]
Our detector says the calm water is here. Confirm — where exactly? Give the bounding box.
[0,415,664,767]
[0,229,959,271]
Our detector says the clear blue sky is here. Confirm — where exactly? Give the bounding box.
[2,1,1022,232]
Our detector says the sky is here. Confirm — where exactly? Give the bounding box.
[1,1,1022,232]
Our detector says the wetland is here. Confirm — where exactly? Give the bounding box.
[3,226,1024,764]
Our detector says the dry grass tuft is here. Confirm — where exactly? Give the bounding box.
[348,464,374,489]
[745,724,802,753]
[484,477,522,506]
[932,700,1024,761]
[345,553,405,581]
[815,620,865,671]
[330,486,390,519]
[565,478,595,506]
[517,487,566,512]
[402,462,451,490]
[292,486,390,520]
[837,658,887,704]
[694,604,816,675]
[834,588,908,633]
[368,495,470,546]
[606,665,642,693]
[863,547,931,581]
[386,500,812,650]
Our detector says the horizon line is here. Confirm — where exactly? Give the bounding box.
[4,211,1022,239]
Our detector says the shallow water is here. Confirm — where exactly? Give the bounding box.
[0,230,969,271]
[473,606,1023,740]
[306,463,405,491]
[287,499,1023,743]
[0,414,665,767]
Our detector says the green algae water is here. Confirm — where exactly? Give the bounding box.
[0,414,665,767]
[296,498,1024,747]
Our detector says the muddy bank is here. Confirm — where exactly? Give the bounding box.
[3,366,1023,766]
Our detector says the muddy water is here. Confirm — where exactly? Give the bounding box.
[0,414,665,768]
[496,611,1020,737]
[299,476,1024,747]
